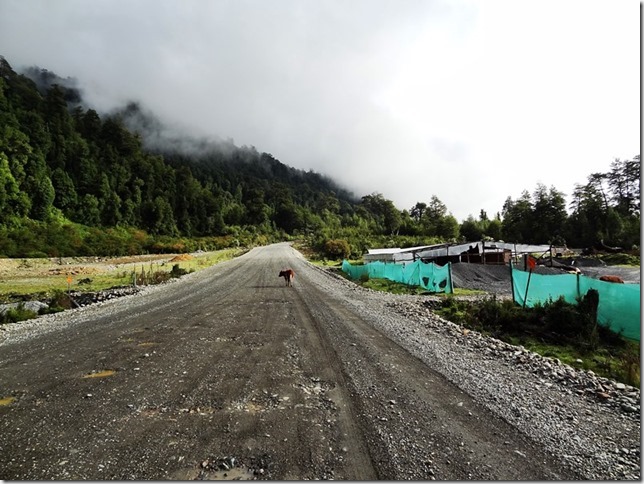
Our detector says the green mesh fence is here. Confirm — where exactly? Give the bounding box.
[511,265,641,341]
[342,260,453,294]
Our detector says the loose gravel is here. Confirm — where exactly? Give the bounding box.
[304,264,641,481]
[1,257,640,480]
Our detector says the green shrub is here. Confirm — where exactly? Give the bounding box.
[170,264,189,278]
[0,304,38,325]
[433,293,638,386]
[47,290,73,312]
[601,252,640,266]
[324,239,351,259]
[25,251,48,258]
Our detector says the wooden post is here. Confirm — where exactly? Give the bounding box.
[514,242,518,265]
[510,259,516,303]
[523,269,533,308]
[448,262,454,294]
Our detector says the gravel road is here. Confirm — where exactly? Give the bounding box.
[0,243,639,480]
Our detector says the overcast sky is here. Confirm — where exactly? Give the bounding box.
[0,0,640,221]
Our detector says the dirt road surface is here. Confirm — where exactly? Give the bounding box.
[0,243,584,480]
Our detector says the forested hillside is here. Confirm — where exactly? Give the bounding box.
[0,56,640,258]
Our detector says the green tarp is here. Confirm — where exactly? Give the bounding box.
[342,259,453,294]
[511,265,641,341]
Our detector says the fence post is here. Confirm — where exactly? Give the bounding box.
[510,260,515,304]
[523,264,534,308]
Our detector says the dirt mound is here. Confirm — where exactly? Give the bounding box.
[451,263,513,294]
[450,263,562,294]
[169,254,194,262]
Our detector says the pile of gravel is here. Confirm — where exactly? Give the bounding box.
[450,262,565,295]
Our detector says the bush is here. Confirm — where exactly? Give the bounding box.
[324,239,351,259]
[46,290,73,312]
[435,291,623,351]
[0,304,38,325]
[170,264,189,278]
[433,293,639,386]
[601,252,640,266]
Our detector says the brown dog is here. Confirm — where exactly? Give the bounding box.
[279,269,295,287]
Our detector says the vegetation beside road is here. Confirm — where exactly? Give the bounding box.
[434,294,640,388]
[0,248,245,323]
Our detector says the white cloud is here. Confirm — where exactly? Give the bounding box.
[0,0,639,221]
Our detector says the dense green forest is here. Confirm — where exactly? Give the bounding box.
[0,56,640,258]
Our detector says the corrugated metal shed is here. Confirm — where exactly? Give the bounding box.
[363,241,567,264]
[363,245,436,263]
[363,248,402,262]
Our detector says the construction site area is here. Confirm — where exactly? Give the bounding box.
[361,240,641,294]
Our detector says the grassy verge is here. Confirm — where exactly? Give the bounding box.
[0,248,245,304]
[433,294,640,387]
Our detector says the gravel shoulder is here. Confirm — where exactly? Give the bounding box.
[0,243,640,480]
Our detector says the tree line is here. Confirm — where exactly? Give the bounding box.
[0,56,639,259]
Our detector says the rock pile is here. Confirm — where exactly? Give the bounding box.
[69,287,142,307]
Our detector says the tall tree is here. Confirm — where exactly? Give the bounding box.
[531,184,567,244]
[501,191,533,242]
[410,202,427,223]
[607,156,640,216]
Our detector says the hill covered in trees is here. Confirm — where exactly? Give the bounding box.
[0,56,640,258]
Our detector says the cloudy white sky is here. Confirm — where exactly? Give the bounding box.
[0,0,640,221]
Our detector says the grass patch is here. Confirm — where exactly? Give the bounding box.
[433,294,640,387]
[0,248,244,304]
[359,277,429,295]
[599,253,640,266]
[0,304,38,325]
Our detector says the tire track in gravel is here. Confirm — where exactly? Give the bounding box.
[289,254,582,480]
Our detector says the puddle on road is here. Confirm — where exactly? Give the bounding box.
[169,464,255,481]
[82,369,116,378]
[0,396,16,406]
[208,467,255,480]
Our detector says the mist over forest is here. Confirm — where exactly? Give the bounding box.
[0,57,640,258]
